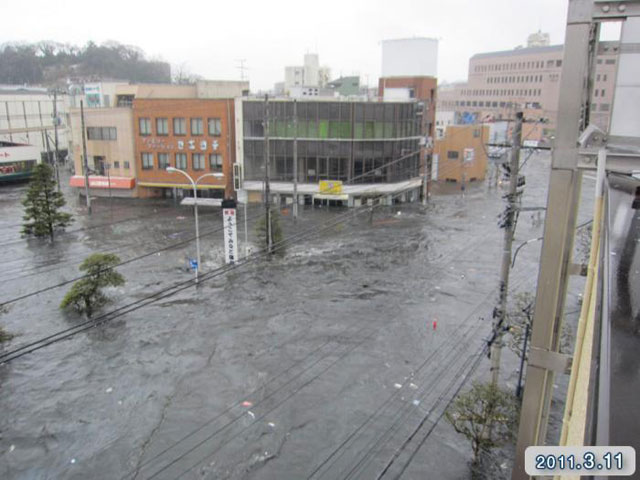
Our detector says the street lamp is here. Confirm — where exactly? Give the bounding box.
[166,167,224,284]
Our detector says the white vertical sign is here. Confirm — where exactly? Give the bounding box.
[223,208,238,264]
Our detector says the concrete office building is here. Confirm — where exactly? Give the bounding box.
[436,35,619,141]
[235,98,424,206]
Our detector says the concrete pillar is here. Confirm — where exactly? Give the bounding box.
[347,195,355,207]
[386,195,393,206]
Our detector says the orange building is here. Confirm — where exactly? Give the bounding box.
[433,125,489,183]
[132,98,235,199]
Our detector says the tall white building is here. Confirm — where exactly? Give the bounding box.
[381,38,438,78]
[284,53,331,93]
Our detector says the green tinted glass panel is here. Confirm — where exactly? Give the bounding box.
[318,120,329,139]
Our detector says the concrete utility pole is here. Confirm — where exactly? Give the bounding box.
[293,99,299,222]
[490,111,523,386]
[53,90,61,192]
[80,99,91,215]
[264,94,273,253]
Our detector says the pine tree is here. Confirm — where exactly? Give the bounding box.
[22,163,73,241]
[60,253,125,317]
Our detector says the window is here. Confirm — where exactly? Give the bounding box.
[597,74,601,81]
[113,161,120,169]
[605,59,615,65]
[601,89,606,97]
[556,60,562,67]
[156,118,168,136]
[86,127,117,140]
[600,103,610,112]
[139,118,151,136]
[192,153,205,170]
[141,152,153,169]
[173,118,186,136]
[175,153,187,170]
[208,118,222,136]
[447,150,459,159]
[603,74,608,82]
[124,161,130,169]
[158,152,170,169]
[594,89,599,97]
[546,60,554,68]
[191,118,203,135]
[209,154,222,170]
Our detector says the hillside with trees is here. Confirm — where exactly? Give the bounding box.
[0,40,171,86]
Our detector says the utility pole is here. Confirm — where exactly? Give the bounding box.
[80,100,91,215]
[264,94,272,253]
[490,110,523,386]
[52,90,61,192]
[516,305,532,398]
[293,99,298,222]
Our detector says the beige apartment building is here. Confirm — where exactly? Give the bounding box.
[437,38,619,142]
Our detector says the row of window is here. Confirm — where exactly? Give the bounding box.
[594,89,607,97]
[455,100,542,109]
[487,74,544,85]
[138,117,222,137]
[87,127,117,140]
[140,152,223,171]
[474,59,552,73]
[111,161,130,169]
[461,88,543,98]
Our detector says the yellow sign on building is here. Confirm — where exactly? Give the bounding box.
[319,180,343,194]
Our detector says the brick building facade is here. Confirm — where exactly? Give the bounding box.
[132,98,235,199]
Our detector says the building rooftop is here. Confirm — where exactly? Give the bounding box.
[471,44,563,59]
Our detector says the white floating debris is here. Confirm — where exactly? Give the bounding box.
[118,400,123,406]
[396,211,402,216]
[248,411,256,419]
[268,422,275,428]
[70,458,76,464]
[9,445,15,453]
[105,387,113,394]
[394,383,402,389]
[409,383,418,390]
[412,400,420,406]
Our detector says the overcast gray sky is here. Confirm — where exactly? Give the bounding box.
[0,0,618,90]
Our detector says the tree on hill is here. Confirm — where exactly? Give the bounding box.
[22,163,73,241]
[0,40,171,85]
[60,253,125,318]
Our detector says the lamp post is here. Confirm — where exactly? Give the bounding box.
[166,167,224,284]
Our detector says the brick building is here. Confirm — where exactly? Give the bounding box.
[133,98,235,199]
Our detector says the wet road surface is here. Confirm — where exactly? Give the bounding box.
[0,154,592,479]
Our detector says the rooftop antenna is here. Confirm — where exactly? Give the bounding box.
[236,59,248,81]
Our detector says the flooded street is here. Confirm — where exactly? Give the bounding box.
[0,153,592,479]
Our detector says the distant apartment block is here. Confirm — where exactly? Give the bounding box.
[284,54,331,94]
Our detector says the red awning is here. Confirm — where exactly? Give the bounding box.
[69,175,135,189]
